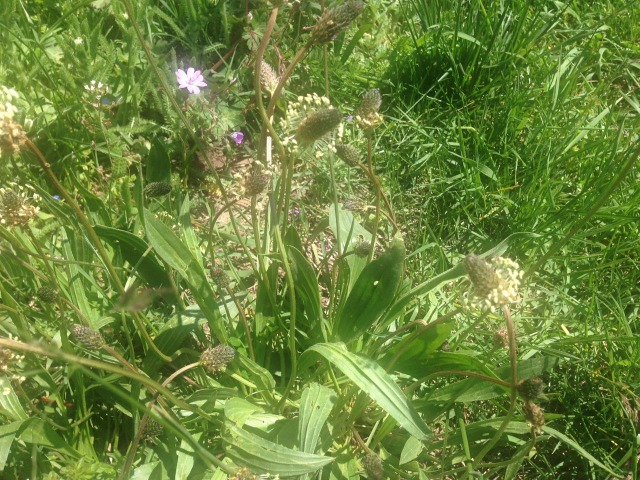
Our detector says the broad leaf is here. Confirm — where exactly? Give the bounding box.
[335,238,406,343]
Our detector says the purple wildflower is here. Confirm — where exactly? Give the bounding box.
[176,68,207,94]
[230,131,244,145]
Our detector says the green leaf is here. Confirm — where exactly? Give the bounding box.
[234,352,276,397]
[399,436,423,465]
[300,343,431,440]
[383,321,454,373]
[61,228,101,327]
[178,194,204,269]
[94,225,175,293]
[298,383,337,454]
[0,376,27,421]
[335,238,406,343]
[0,421,21,470]
[422,357,559,407]
[142,306,207,375]
[288,246,324,340]
[144,209,227,343]
[328,204,370,254]
[18,418,81,459]
[396,351,498,381]
[224,423,334,476]
[175,437,195,480]
[146,137,171,183]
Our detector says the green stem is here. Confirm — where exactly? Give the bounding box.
[473,304,519,465]
[274,225,297,412]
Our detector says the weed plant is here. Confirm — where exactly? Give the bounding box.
[0,0,638,479]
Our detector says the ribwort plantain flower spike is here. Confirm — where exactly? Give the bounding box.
[144,182,172,198]
[309,1,364,45]
[200,345,236,373]
[523,401,545,433]
[259,62,279,95]
[335,143,360,166]
[464,255,524,309]
[0,185,40,228]
[362,453,384,480]
[518,377,544,401]
[295,108,342,146]
[356,88,383,131]
[70,325,105,349]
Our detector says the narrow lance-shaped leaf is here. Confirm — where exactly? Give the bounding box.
[224,423,333,476]
[300,343,431,440]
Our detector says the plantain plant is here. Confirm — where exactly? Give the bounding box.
[0,1,630,479]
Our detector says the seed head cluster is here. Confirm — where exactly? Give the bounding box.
[260,62,279,94]
[334,143,360,166]
[356,88,383,131]
[361,453,384,480]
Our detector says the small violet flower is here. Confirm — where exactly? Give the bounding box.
[176,68,207,94]
[230,131,244,145]
[247,11,253,21]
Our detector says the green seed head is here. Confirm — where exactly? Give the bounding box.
[210,264,230,289]
[244,172,270,197]
[362,453,384,480]
[335,143,360,166]
[295,109,342,145]
[310,1,364,45]
[144,182,172,198]
[200,345,236,373]
[357,89,382,117]
[70,324,104,349]
[518,377,544,401]
[37,286,58,304]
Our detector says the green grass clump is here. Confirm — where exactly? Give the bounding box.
[0,0,638,479]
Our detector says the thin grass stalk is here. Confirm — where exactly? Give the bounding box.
[329,154,342,256]
[528,126,638,276]
[367,136,381,260]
